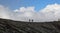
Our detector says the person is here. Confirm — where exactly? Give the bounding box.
[32,19,33,22]
[29,19,30,22]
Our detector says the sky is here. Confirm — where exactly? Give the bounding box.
[0,0,60,22]
[0,0,60,11]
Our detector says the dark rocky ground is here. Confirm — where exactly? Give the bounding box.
[0,18,60,33]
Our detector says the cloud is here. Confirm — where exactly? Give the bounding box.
[39,3,60,21]
[0,3,60,22]
[14,7,37,21]
[14,7,35,12]
[0,5,11,19]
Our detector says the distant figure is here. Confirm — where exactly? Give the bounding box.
[32,19,33,22]
[29,19,30,22]
[29,19,33,22]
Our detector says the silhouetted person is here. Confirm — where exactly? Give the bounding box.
[32,19,33,22]
[29,19,30,22]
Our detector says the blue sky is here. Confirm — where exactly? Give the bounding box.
[0,0,60,22]
[0,0,60,11]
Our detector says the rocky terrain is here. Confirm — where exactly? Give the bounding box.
[0,18,60,33]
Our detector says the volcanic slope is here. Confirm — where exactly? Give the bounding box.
[0,18,60,33]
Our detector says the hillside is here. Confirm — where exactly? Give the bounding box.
[0,18,60,33]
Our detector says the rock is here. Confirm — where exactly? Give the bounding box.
[0,18,60,33]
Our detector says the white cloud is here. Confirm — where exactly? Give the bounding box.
[13,7,36,21]
[39,3,60,21]
[0,3,60,22]
[14,7,35,12]
[0,5,11,19]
